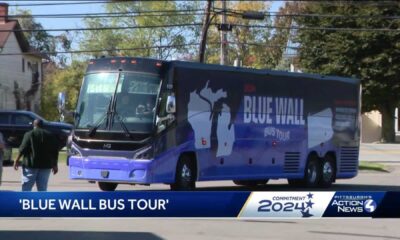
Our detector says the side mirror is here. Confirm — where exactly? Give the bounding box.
[57,92,66,113]
[57,92,66,122]
[166,95,176,114]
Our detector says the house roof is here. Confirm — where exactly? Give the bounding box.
[0,20,43,58]
[0,20,17,48]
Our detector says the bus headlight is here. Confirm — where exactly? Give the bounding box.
[68,144,82,157]
[134,146,153,160]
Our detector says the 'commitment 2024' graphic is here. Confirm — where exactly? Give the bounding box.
[239,192,336,218]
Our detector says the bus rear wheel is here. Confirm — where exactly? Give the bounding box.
[170,155,196,191]
[233,180,268,187]
[98,182,118,191]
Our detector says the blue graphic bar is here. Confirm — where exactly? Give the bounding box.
[0,192,249,218]
[0,191,399,218]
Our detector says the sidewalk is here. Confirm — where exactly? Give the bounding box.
[360,143,400,163]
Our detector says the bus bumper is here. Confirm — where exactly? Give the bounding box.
[68,156,153,184]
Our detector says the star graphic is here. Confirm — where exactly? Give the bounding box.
[301,209,314,218]
[306,200,314,208]
[307,192,314,199]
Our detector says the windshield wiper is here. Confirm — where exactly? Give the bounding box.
[88,96,112,137]
[114,111,133,139]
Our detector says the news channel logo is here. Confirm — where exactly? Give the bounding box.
[330,195,377,214]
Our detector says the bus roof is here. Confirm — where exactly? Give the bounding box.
[86,57,166,74]
[86,57,360,85]
[169,60,360,85]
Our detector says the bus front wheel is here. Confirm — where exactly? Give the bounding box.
[170,155,196,191]
[288,155,321,188]
[98,182,118,191]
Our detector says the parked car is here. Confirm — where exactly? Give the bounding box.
[0,110,73,150]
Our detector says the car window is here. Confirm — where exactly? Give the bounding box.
[13,114,33,125]
[0,113,9,124]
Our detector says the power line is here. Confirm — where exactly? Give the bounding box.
[5,11,400,20]
[266,13,400,20]
[0,22,398,33]
[0,43,198,56]
[5,8,400,19]
[5,12,205,19]
[7,1,127,7]
[0,23,203,32]
[6,0,400,5]
[223,41,299,50]
[221,8,400,20]
[232,23,400,32]
[0,41,296,56]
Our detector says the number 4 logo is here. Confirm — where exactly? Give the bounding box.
[364,199,377,213]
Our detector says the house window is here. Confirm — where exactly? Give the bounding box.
[22,58,25,72]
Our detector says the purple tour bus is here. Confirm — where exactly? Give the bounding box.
[62,57,361,191]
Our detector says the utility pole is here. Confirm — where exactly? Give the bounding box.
[199,0,212,63]
[220,0,228,65]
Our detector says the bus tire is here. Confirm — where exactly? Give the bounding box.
[170,155,196,191]
[98,182,118,191]
[288,155,321,187]
[233,179,268,186]
[304,155,321,187]
[319,154,336,188]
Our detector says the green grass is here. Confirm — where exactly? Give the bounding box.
[359,161,389,173]
[10,149,67,163]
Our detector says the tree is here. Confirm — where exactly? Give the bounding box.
[16,9,73,64]
[80,1,198,60]
[10,9,73,113]
[203,1,277,68]
[41,61,86,121]
[294,2,400,142]
[15,9,56,55]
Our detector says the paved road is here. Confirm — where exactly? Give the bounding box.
[0,163,399,191]
[1,144,400,240]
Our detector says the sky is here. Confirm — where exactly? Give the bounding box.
[4,1,284,32]
[3,0,285,57]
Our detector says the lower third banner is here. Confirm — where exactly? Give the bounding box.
[0,191,398,218]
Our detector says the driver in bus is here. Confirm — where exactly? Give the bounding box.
[136,97,154,117]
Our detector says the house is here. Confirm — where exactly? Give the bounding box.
[362,110,400,143]
[0,3,43,112]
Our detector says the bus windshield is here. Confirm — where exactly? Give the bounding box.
[75,71,161,133]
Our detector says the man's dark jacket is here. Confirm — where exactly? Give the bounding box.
[19,127,59,169]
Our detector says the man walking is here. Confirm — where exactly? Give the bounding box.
[14,119,59,191]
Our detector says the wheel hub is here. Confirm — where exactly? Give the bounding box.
[308,164,317,183]
[323,162,333,182]
[181,164,191,180]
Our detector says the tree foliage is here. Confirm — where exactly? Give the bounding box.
[15,9,72,65]
[15,9,56,54]
[80,1,198,59]
[294,2,400,142]
[204,1,277,68]
[41,61,86,121]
